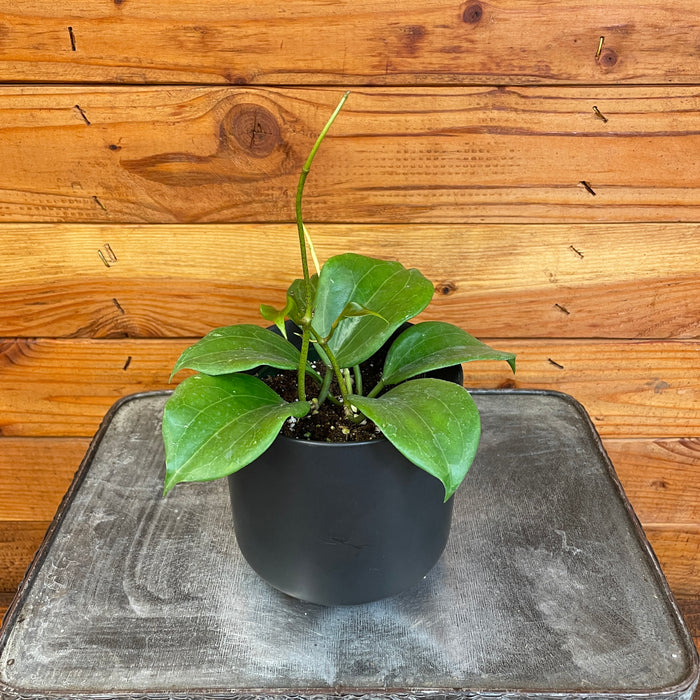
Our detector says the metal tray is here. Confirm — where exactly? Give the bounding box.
[1,390,698,700]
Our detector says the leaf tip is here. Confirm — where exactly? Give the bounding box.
[169,356,185,382]
[162,478,175,497]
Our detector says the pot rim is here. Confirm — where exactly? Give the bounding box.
[272,429,387,449]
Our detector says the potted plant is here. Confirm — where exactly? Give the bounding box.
[162,92,515,605]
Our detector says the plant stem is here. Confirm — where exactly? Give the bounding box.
[342,368,353,395]
[310,327,349,400]
[297,328,311,402]
[294,90,350,402]
[367,378,385,398]
[353,364,363,396]
[317,367,333,405]
[295,91,350,302]
[308,326,363,419]
[307,368,342,406]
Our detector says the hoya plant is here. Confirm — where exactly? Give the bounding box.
[162,92,515,500]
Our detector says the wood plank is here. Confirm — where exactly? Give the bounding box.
[465,340,700,439]
[604,438,700,525]
[1,223,698,339]
[0,338,182,438]
[0,521,49,618]
[0,438,89,521]
[0,1,698,85]
[1,592,16,623]
[645,525,700,599]
[0,338,698,438]
[676,597,700,640]
[2,435,698,526]
[0,87,697,223]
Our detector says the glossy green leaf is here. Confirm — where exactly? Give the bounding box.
[324,301,385,342]
[162,373,310,494]
[171,324,301,379]
[313,253,434,368]
[350,379,481,501]
[383,321,516,385]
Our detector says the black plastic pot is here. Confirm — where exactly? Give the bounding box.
[228,434,455,606]
[227,323,463,605]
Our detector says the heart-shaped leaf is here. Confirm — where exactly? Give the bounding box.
[162,373,311,494]
[383,321,516,385]
[350,378,481,501]
[170,324,301,379]
[313,253,434,368]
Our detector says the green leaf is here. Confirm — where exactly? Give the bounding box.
[383,321,516,385]
[324,301,385,342]
[162,373,310,495]
[170,324,301,379]
[350,379,481,501]
[260,301,292,338]
[313,253,434,368]
[286,274,318,326]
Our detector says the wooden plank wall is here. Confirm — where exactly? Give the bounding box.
[0,1,698,682]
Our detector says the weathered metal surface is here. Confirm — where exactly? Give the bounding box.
[0,390,697,700]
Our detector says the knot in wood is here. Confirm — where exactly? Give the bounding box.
[599,48,618,68]
[437,280,458,296]
[224,104,281,158]
[463,3,483,23]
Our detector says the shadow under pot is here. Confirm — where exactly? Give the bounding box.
[228,326,463,606]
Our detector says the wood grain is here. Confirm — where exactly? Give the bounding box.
[0,87,697,223]
[0,338,697,438]
[0,438,89,521]
[645,525,700,599]
[0,338,181,438]
[0,2,698,85]
[465,340,700,439]
[676,597,700,643]
[1,223,698,339]
[607,439,700,525]
[0,521,49,617]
